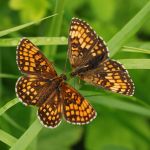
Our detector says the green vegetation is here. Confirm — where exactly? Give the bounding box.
[0,0,150,150]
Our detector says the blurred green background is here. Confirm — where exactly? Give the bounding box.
[0,0,150,150]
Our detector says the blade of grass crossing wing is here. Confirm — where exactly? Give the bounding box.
[0,37,67,47]
[108,1,150,57]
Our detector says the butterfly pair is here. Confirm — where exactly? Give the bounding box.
[16,18,134,128]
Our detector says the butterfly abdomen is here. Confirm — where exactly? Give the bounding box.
[70,66,89,77]
[70,54,105,77]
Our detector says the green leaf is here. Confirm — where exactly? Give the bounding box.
[85,110,150,150]
[9,118,82,150]
[0,98,19,116]
[10,119,43,150]
[118,59,150,69]
[0,14,57,37]
[9,0,50,22]
[122,46,150,54]
[8,93,150,150]
[90,95,150,117]
[2,114,25,132]
[108,0,150,57]
[0,37,67,47]
[0,129,17,147]
[90,0,116,21]
[0,73,18,79]
[38,125,82,150]
[44,0,66,58]
[3,2,150,150]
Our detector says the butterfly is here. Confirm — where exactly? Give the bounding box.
[15,38,96,128]
[68,18,135,96]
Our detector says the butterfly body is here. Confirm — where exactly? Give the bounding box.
[70,54,106,77]
[68,18,134,96]
[16,38,96,128]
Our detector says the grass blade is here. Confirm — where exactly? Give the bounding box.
[0,50,2,98]
[113,112,150,144]
[44,0,66,58]
[0,14,57,37]
[2,2,150,149]
[81,90,150,117]
[122,46,150,54]
[2,114,25,132]
[118,59,150,69]
[0,129,17,147]
[108,1,150,57]
[0,98,19,116]
[10,119,43,150]
[0,73,18,79]
[9,95,150,150]
[90,96,150,117]
[0,37,67,47]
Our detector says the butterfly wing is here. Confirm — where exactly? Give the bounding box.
[79,59,134,96]
[17,38,57,78]
[38,90,62,128]
[15,76,52,106]
[61,83,96,125]
[68,18,109,68]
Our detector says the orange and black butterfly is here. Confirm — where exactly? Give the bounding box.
[68,18,135,96]
[15,38,96,128]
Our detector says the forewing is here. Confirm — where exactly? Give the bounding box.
[79,59,135,96]
[68,18,108,68]
[15,76,49,106]
[17,38,57,78]
[61,83,96,125]
[38,91,62,128]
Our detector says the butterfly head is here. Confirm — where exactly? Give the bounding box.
[70,71,76,77]
[60,74,67,81]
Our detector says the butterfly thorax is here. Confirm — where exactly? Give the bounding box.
[48,74,67,88]
[35,74,66,106]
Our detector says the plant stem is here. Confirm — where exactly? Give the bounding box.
[44,0,66,59]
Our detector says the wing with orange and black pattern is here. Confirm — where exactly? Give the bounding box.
[15,76,51,106]
[17,38,57,78]
[68,17,109,68]
[38,90,62,128]
[61,83,96,125]
[79,59,135,96]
